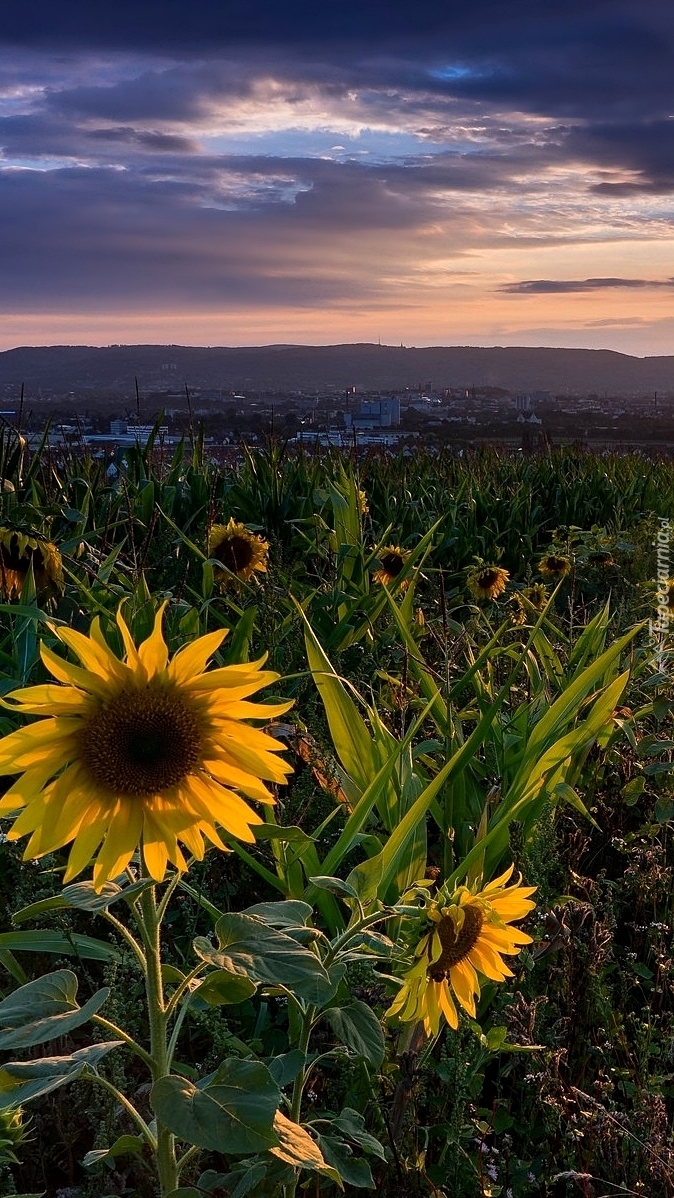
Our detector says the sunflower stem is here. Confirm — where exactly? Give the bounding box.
[176,1142,201,1179]
[85,1071,157,1150]
[289,1002,316,1123]
[102,908,148,971]
[284,1002,316,1198]
[165,960,207,1021]
[156,868,184,924]
[166,989,196,1070]
[138,885,179,1197]
[91,1014,155,1070]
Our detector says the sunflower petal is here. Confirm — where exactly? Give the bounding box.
[168,629,228,685]
[203,757,275,803]
[115,606,142,670]
[2,683,89,715]
[185,773,262,842]
[138,602,169,679]
[92,800,144,889]
[438,981,459,1029]
[55,624,129,683]
[184,655,273,692]
[450,959,479,1016]
[40,643,110,696]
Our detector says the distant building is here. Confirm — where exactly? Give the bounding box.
[515,393,532,412]
[344,396,401,430]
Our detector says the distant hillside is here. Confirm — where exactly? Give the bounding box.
[1,343,674,396]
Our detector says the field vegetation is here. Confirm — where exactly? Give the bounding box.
[0,431,672,1198]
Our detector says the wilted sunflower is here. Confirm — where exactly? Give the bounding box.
[538,554,572,580]
[466,565,510,602]
[522,582,548,611]
[587,550,614,568]
[0,605,292,889]
[372,545,411,587]
[208,519,269,585]
[357,489,369,516]
[509,594,527,626]
[0,528,63,600]
[386,866,536,1036]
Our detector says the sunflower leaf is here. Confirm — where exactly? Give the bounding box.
[0,1041,123,1109]
[193,913,333,1004]
[151,1060,279,1154]
[0,979,109,1051]
[82,1135,145,1169]
[0,970,79,1025]
[308,876,360,901]
[193,971,257,1007]
[313,1133,374,1189]
[271,1110,341,1186]
[243,900,313,927]
[323,1001,385,1069]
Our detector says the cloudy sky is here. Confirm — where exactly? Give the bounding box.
[1,0,673,353]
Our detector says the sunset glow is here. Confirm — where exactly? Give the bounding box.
[1,2,673,353]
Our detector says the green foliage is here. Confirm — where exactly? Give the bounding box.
[0,438,670,1196]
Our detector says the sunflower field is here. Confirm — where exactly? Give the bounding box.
[0,429,673,1198]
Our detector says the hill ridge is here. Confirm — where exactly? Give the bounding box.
[1,343,673,396]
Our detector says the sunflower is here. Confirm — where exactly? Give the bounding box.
[587,550,614,569]
[0,605,292,889]
[509,594,527,626]
[208,519,269,585]
[538,554,572,580]
[357,489,369,516]
[0,528,63,600]
[386,866,536,1036]
[466,565,510,602]
[658,579,674,616]
[372,545,411,587]
[522,583,548,611]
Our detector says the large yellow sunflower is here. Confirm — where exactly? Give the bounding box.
[208,519,269,585]
[0,528,63,600]
[386,866,536,1036]
[466,565,510,602]
[372,545,411,587]
[0,605,292,889]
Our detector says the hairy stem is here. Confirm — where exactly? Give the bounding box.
[137,886,178,1197]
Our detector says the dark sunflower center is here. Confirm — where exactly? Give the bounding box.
[381,552,404,577]
[78,687,202,796]
[545,557,567,573]
[479,569,499,589]
[214,535,255,575]
[0,537,38,574]
[428,906,484,981]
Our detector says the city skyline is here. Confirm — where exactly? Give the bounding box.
[1,1,673,355]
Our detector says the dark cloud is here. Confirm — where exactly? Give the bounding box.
[1,1,673,338]
[566,121,674,192]
[0,1,613,50]
[502,278,674,294]
[90,128,199,153]
[0,159,451,311]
